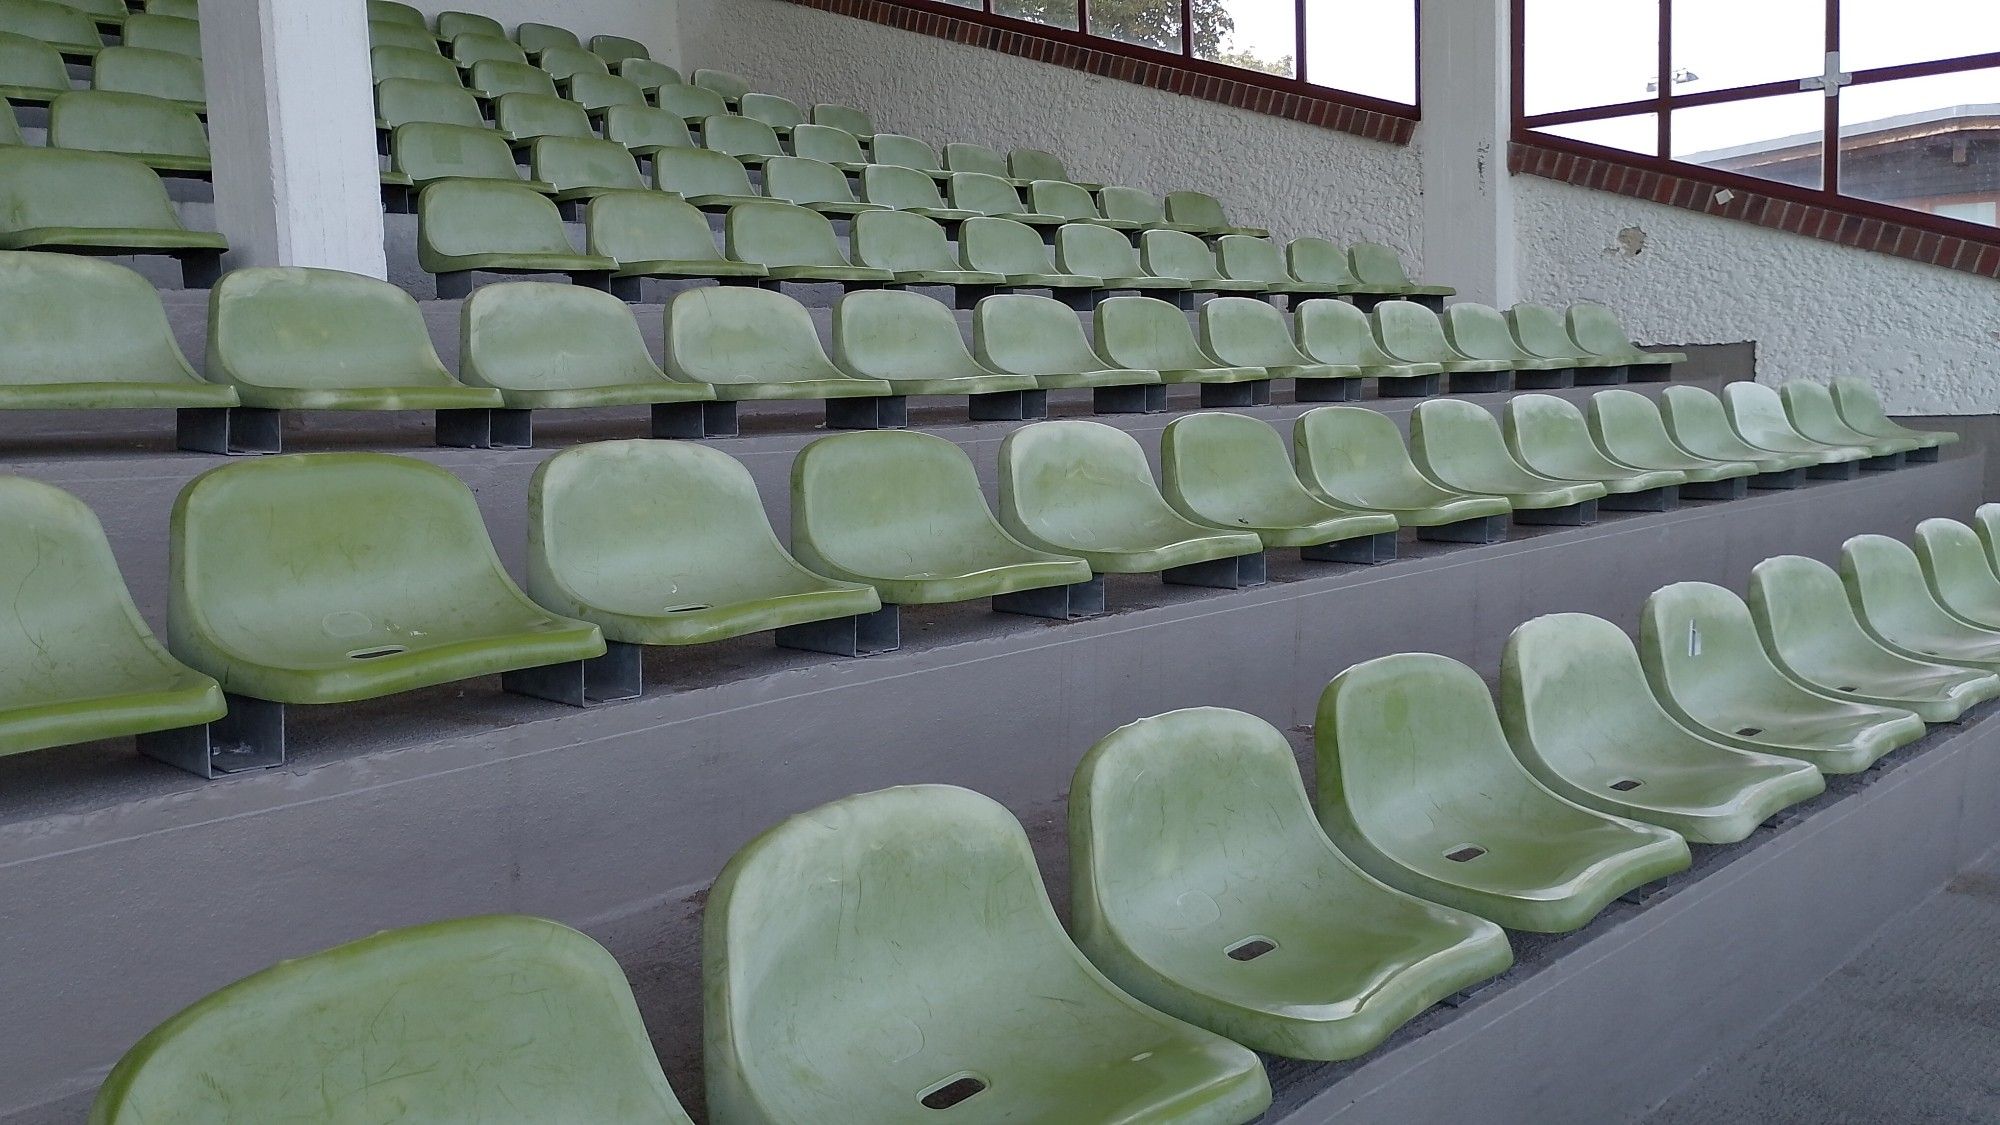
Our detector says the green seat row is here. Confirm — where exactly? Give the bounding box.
[0,146,223,284]
[0,30,201,106]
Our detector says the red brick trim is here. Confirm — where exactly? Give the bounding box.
[773,0,1417,146]
[1509,141,2000,282]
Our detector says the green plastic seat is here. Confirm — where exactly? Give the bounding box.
[530,440,880,650]
[434,10,502,41]
[1978,504,2000,577]
[1164,189,1266,237]
[849,208,1005,285]
[1500,613,1826,844]
[653,81,727,123]
[663,286,892,403]
[374,76,481,130]
[121,12,200,57]
[1095,296,1266,392]
[1011,146,1099,189]
[763,154,885,218]
[999,420,1266,576]
[1292,406,1513,534]
[92,45,203,107]
[0,0,100,56]
[536,43,607,83]
[942,139,1016,180]
[143,0,196,18]
[91,916,693,1125]
[1052,222,1184,291]
[789,122,869,172]
[1140,229,1267,293]
[531,135,645,202]
[591,33,649,64]
[207,267,503,413]
[1658,385,1821,476]
[1722,382,1869,465]
[1214,235,1325,295]
[705,784,1272,1125]
[586,189,764,282]
[1505,303,1624,371]
[811,101,873,138]
[689,66,748,104]
[739,90,804,133]
[869,131,945,176]
[46,90,209,174]
[616,57,680,94]
[368,0,424,26]
[459,282,713,413]
[832,289,1041,399]
[1348,242,1452,299]
[1028,179,1137,229]
[1318,652,1691,932]
[1503,394,1686,503]
[1567,303,1688,369]
[1842,533,2000,672]
[516,21,580,57]
[1442,303,1574,379]
[1781,379,1923,458]
[1372,301,1514,387]
[1292,298,1443,386]
[1285,241,1363,295]
[370,43,458,85]
[0,475,223,760]
[1586,389,1760,490]
[950,171,1063,225]
[0,251,235,410]
[393,122,553,191]
[450,31,527,70]
[1161,411,1399,554]
[0,100,18,144]
[467,58,554,100]
[1410,399,1606,516]
[959,215,1100,289]
[416,180,617,287]
[1098,185,1209,234]
[0,31,70,102]
[169,453,605,708]
[602,103,691,154]
[1913,518,2000,632]
[858,163,978,222]
[368,19,438,53]
[1639,581,1924,773]
[1831,376,1955,453]
[791,430,1093,604]
[1200,296,1361,394]
[725,200,897,284]
[1748,553,2000,723]
[651,145,762,208]
[1070,707,1512,1061]
[971,293,1161,398]
[0,148,227,262]
[492,91,593,143]
[564,71,645,114]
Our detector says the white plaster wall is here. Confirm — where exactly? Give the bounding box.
[1515,177,2000,415]
[409,0,680,69]
[673,0,1423,263]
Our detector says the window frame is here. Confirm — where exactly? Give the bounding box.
[1511,0,2000,246]
[867,0,1422,119]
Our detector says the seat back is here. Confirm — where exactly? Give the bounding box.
[616,56,679,91]
[468,58,554,99]
[1094,295,1212,370]
[1027,179,1100,221]
[1292,406,1435,506]
[663,285,847,387]
[701,113,783,160]
[725,200,850,270]
[869,131,940,172]
[0,0,98,52]
[1285,237,1357,287]
[209,267,456,391]
[122,13,202,57]
[849,209,956,273]
[532,135,645,194]
[942,140,1009,177]
[959,215,1058,274]
[1441,303,1525,362]
[1504,302,1581,359]
[92,46,203,104]
[0,100,15,144]
[368,19,438,52]
[811,101,873,137]
[653,81,726,120]
[1722,381,1813,447]
[602,104,691,151]
[450,31,528,69]
[47,90,208,161]
[374,76,481,129]
[434,9,503,40]
[1912,518,2000,616]
[1829,378,1900,432]
[1163,189,1228,229]
[535,43,607,82]
[739,91,804,131]
[1159,411,1301,515]
[972,293,1107,376]
[760,155,861,208]
[493,91,593,140]
[1000,420,1194,547]
[858,162,946,210]
[1009,146,1070,182]
[948,171,1028,217]
[143,0,198,17]
[653,145,754,197]
[790,431,1036,577]
[790,122,866,166]
[418,180,584,260]
[367,0,425,26]
[1054,222,1139,277]
[91,916,694,1123]
[1566,303,1640,356]
[1778,379,1865,442]
[1214,235,1290,284]
[1410,398,1539,486]
[1657,385,1745,455]
[1748,553,1895,670]
[0,30,67,95]
[566,71,645,112]
[1641,581,1808,718]
[0,147,186,233]
[1347,242,1414,286]
[1500,612,1689,763]
[1588,388,1684,464]
[370,44,459,85]
[516,21,580,56]
[0,250,202,386]
[585,190,718,264]
[689,66,748,101]
[1199,296,1311,367]
[1097,185,1167,226]
[590,34,649,63]
[1842,532,1974,638]
[1503,394,1605,475]
[1140,229,1224,283]
[461,281,668,392]
[1371,300,1456,363]
[391,122,524,184]
[832,288,985,378]
[1292,298,1395,366]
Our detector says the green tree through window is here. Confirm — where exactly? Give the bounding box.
[993,0,1242,57]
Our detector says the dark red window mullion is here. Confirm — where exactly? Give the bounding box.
[1823,0,1840,196]
[1657,0,1673,158]
[1076,0,1087,36]
[1180,0,1193,58]
[1294,0,1307,85]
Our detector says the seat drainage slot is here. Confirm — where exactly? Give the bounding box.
[920,1074,988,1110]
[1609,778,1643,792]
[1445,845,1486,862]
[1226,937,1277,961]
[347,646,407,660]
[1736,726,1764,737]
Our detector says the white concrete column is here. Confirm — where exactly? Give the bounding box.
[1417,0,1513,306]
[200,0,387,277]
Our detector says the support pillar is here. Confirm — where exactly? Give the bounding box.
[200,0,388,276]
[1418,0,1514,307]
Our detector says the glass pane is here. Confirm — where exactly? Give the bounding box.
[1303,1,1416,104]
[1535,114,1660,156]
[1839,68,2000,225]
[1841,0,2000,73]
[1194,0,1296,77]
[1085,0,1183,53]
[995,0,1080,29]
[1673,91,1827,188]
[1671,0,1823,95]
[1523,0,1659,116]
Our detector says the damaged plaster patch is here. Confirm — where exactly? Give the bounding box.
[1607,226,1648,257]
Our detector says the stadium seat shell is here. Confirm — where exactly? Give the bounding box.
[763,154,884,218]
[848,208,1007,289]
[370,44,459,85]
[374,76,482,130]
[434,10,503,42]
[859,163,979,222]
[789,122,869,172]
[393,121,554,191]
[831,289,1044,416]
[1099,185,1209,233]
[1140,229,1267,298]
[602,104,692,155]
[92,44,202,107]
[590,34,650,65]
[959,215,1101,296]
[587,189,764,291]
[1912,518,2000,632]
[1283,237,1365,297]
[1317,652,1691,932]
[1639,581,1924,773]
[0,0,101,57]
[1053,222,1191,293]
[971,292,1163,412]
[1780,379,1921,463]
[492,91,594,143]
[1010,146,1099,190]
[1500,613,1826,843]
[1841,534,2000,673]
[120,12,200,57]
[0,30,69,102]
[1585,389,1758,499]
[1503,394,1685,510]
[1215,235,1330,297]
[530,135,647,203]
[1292,406,1512,542]
[416,180,616,297]
[1347,242,1453,305]
[368,0,424,25]
[661,286,894,415]
[869,131,947,177]
[0,148,225,285]
[615,56,679,94]
[1443,303,1577,387]
[1165,189,1267,237]
[47,90,210,174]
[950,171,1064,225]
[725,200,898,286]
[1505,303,1627,379]
[1372,301,1513,393]
[1069,707,1512,1060]
[1748,553,2000,723]
[689,66,748,107]
[653,81,727,123]
[369,19,439,53]
[942,140,1018,182]
[1566,303,1688,376]
[810,101,874,138]
[1094,295,1270,406]
[90,916,695,1123]
[516,21,581,58]
[467,58,555,100]
[564,71,646,114]
[652,146,762,208]
[1658,385,1820,484]
[1409,399,1606,522]
[703,784,1272,1125]
[1028,179,1137,229]
[1830,377,1954,457]
[1161,412,1400,560]
[739,91,805,134]
[1199,296,1364,400]
[536,43,608,83]
[450,31,528,71]
[1721,382,1870,474]
[1291,298,1442,393]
